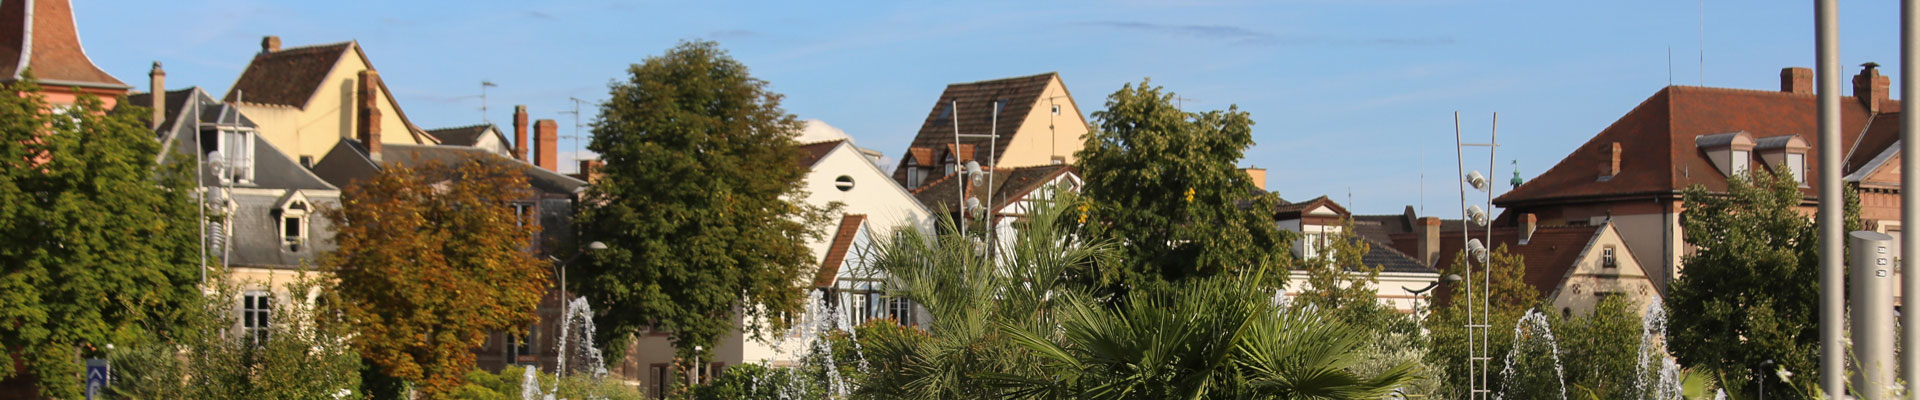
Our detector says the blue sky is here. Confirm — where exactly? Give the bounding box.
[78,1,1910,215]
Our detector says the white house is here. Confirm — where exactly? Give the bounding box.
[1277,196,1443,314]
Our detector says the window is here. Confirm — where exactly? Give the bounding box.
[850,293,874,324]
[887,297,916,326]
[1301,233,1326,259]
[280,199,309,250]
[299,155,314,169]
[203,128,256,184]
[937,103,953,122]
[511,203,534,228]
[1730,149,1750,177]
[905,158,923,188]
[1786,152,1807,185]
[507,326,535,364]
[242,292,271,344]
[1602,246,1618,269]
[943,153,957,176]
[648,364,670,399]
[834,175,855,192]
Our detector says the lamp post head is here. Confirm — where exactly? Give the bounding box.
[588,241,607,250]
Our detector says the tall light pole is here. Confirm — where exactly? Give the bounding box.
[1814,0,1845,396]
[1900,0,1920,395]
[1455,112,1498,399]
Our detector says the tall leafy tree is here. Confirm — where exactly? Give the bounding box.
[323,159,548,398]
[1668,169,1859,398]
[574,40,830,363]
[1075,79,1291,296]
[0,79,203,399]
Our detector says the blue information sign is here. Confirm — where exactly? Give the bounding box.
[84,358,108,400]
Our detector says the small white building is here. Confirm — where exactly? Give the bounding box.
[1276,196,1443,314]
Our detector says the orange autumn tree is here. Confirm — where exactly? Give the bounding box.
[323,158,548,397]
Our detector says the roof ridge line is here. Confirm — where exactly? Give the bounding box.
[266,41,355,54]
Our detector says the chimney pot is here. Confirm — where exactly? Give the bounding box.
[535,119,559,171]
[262,35,281,53]
[1854,63,1890,113]
[1416,216,1442,266]
[513,105,530,162]
[1781,67,1813,94]
[148,61,165,130]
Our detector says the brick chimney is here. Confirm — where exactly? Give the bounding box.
[513,105,529,162]
[262,35,281,53]
[1853,62,1890,113]
[575,160,603,183]
[1781,67,1813,94]
[1242,167,1267,191]
[148,61,164,130]
[535,119,558,171]
[1416,216,1442,266]
[357,70,383,162]
[1597,142,1621,180]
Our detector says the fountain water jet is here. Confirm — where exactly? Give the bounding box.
[1498,309,1569,400]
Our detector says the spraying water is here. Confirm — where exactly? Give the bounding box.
[1498,309,1569,400]
[555,296,608,379]
[1635,301,1685,399]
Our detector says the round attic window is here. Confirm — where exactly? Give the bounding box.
[834,175,855,192]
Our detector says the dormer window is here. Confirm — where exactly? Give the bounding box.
[276,193,311,251]
[1695,131,1756,178]
[906,157,923,188]
[202,128,257,184]
[1754,134,1811,186]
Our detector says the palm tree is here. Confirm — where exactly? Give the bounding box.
[851,191,1418,399]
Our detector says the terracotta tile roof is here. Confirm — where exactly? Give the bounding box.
[906,147,934,166]
[912,164,1076,215]
[891,73,1059,185]
[427,124,497,147]
[814,214,867,288]
[224,42,353,107]
[0,0,126,89]
[797,139,845,168]
[1387,224,1602,302]
[1495,85,1901,207]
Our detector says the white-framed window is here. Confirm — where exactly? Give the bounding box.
[906,158,923,188]
[1786,152,1807,185]
[202,128,256,184]
[1602,246,1618,269]
[849,292,874,324]
[943,153,957,176]
[242,291,271,344]
[1301,232,1326,260]
[280,199,309,249]
[887,297,916,326]
[1730,149,1750,177]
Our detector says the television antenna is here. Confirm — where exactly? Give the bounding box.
[480,80,498,124]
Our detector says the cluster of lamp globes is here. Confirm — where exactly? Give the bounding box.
[1463,170,1492,265]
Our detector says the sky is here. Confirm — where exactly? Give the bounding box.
[75,0,1914,216]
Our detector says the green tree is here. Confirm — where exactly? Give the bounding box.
[323,159,549,398]
[108,270,362,400]
[1293,219,1438,396]
[0,79,203,399]
[574,40,830,363]
[1551,296,1644,399]
[1668,169,1859,398]
[1075,79,1291,296]
[1422,245,1538,398]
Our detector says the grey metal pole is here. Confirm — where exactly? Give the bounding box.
[1816,0,1846,396]
[1852,231,1897,400]
[1901,0,1920,395]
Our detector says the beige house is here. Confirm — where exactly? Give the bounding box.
[891,73,1090,190]
[224,36,440,166]
[1363,212,1662,317]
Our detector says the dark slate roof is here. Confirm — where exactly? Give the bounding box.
[891,73,1060,185]
[313,139,586,195]
[0,0,127,88]
[224,42,353,107]
[1352,206,1420,248]
[1387,224,1606,302]
[128,87,332,191]
[427,124,500,147]
[912,164,1076,214]
[1359,238,1435,274]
